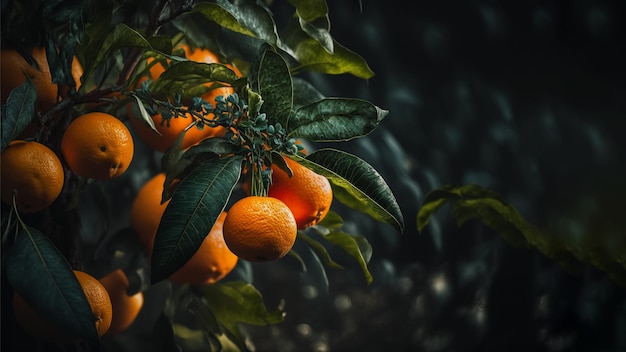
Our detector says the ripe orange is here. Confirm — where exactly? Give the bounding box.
[0,140,64,214]
[1,47,82,113]
[61,112,134,179]
[223,196,298,262]
[268,157,333,229]
[130,44,241,152]
[13,270,112,343]
[130,173,239,285]
[98,269,144,336]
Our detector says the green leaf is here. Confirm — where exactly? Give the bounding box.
[150,61,240,97]
[297,231,344,269]
[287,0,329,23]
[83,23,164,82]
[1,78,37,151]
[190,3,257,38]
[296,149,404,233]
[288,98,388,141]
[161,137,240,202]
[292,77,326,109]
[153,313,182,352]
[151,156,243,284]
[196,281,285,349]
[417,184,626,288]
[287,0,332,53]
[324,230,373,285]
[290,36,375,79]
[6,226,100,344]
[255,48,293,128]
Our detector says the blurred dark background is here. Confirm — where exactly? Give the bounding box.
[243,1,626,351]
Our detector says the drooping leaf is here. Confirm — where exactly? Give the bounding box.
[297,231,344,269]
[417,184,626,288]
[324,230,373,285]
[1,78,37,151]
[151,156,242,284]
[255,48,293,128]
[288,98,388,141]
[196,281,286,349]
[6,225,100,344]
[295,149,404,233]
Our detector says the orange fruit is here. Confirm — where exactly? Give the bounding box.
[268,157,333,229]
[130,44,240,152]
[0,140,64,214]
[130,173,239,285]
[1,47,82,113]
[223,196,297,262]
[61,112,134,179]
[98,269,144,336]
[13,270,112,343]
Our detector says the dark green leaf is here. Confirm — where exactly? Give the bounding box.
[83,23,160,82]
[417,184,626,288]
[288,98,388,141]
[161,137,240,202]
[6,226,99,343]
[324,230,373,284]
[153,313,182,352]
[151,156,243,284]
[297,232,344,269]
[314,210,344,231]
[256,48,293,128]
[292,77,326,109]
[196,281,285,348]
[1,78,37,151]
[297,149,404,232]
[150,61,240,97]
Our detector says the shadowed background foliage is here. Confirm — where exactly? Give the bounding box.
[242,1,626,351]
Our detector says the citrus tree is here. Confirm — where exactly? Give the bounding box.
[1,0,404,350]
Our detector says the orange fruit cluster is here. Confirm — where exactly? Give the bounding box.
[130,172,239,285]
[1,47,82,114]
[12,270,113,343]
[130,43,242,152]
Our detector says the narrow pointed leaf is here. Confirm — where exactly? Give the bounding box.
[151,156,243,284]
[6,226,99,343]
[288,98,388,141]
[297,232,344,269]
[1,78,37,151]
[296,149,404,233]
[324,231,373,285]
